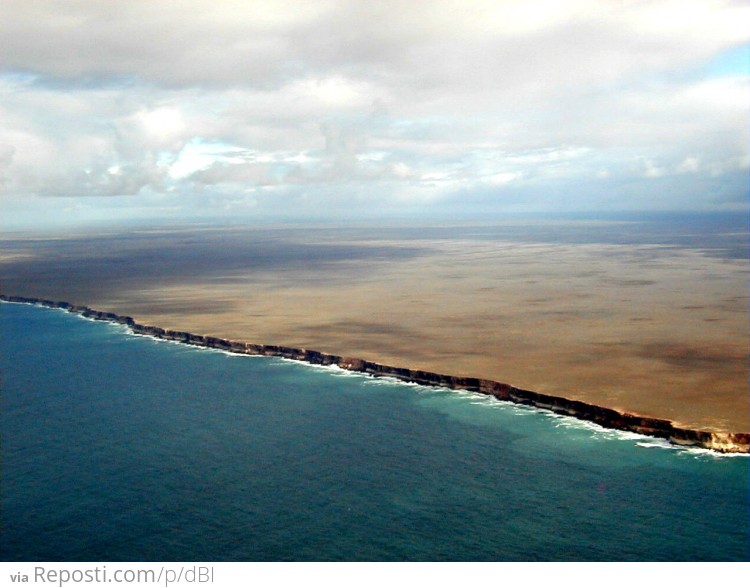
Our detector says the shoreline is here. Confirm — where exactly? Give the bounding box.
[3,293,748,454]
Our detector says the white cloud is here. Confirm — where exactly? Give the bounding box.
[644,160,667,178]
[486,172,519,185]
[676,157,701,174]
[0,0,747,226]
[135,107,186,146]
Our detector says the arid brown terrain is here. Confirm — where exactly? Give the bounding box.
[2,216,747,432]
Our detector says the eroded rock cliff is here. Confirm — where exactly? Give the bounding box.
[3,294,748,454]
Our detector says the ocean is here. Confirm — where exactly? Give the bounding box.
[1,301,748,561]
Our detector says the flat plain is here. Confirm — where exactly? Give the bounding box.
[2,214,747,432]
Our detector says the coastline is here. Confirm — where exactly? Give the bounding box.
[3,293,749,454]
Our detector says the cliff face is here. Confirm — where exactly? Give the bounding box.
[4,294,748,454]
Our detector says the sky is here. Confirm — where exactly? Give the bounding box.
[0,0,748,229]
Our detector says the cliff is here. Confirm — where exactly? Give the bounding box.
[3,294,748,454]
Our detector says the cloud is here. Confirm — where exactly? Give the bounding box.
[0,143,15,191]
[0,0,747,227]
[3,0,746,100]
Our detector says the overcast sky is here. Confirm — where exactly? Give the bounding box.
[1,0,748,229]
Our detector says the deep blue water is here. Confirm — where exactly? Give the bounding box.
[1,302,748,561]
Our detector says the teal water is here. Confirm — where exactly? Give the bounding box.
[1,302,748,561]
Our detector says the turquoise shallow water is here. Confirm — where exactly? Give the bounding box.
[1,301,748,561]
